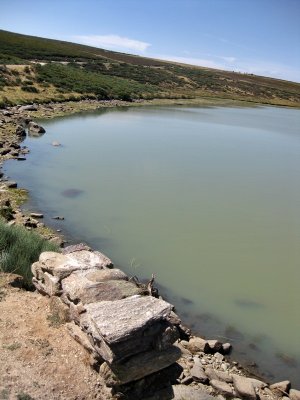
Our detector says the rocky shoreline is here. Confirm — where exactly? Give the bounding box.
[0,101,299,399]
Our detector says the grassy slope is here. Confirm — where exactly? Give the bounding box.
[0,29,300,107]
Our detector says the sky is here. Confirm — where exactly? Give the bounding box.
[1,0,300,82]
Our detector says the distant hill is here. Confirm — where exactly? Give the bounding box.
[0,29,299,107]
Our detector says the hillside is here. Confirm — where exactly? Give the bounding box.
[0,29,300,107]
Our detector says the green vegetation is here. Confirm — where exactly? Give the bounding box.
[17,393,35,400]
[35,63,155,100]
[0,219,59,289]
[0,29,300,107]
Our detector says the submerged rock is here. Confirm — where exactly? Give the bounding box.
[61,188,84,198]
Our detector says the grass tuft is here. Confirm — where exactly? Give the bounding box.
[0,219,59,289]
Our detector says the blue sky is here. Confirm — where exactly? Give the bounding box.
[1,0,300,82]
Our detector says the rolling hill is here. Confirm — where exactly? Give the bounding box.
[0,29,299,107]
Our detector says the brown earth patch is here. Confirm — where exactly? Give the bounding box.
[0,275,107,400]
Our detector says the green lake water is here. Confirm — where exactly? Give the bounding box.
[5,105,300,385]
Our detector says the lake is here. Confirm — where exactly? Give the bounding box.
[5,105,300,385]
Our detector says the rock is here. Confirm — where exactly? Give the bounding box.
[205,366,233,383]
[49,236,64,247]
[174,341,192,357]
[66,249,113,269]
[32,250,112,281]
[290,389,300,400]
[62,274,142,304]
[62,243,91,254]
[0,148,11,155]
[28,121,45,135]
[66,321,98,355]
[269,380,291,394]
[100,346,181,386]
[2,110,12,116]
[15,125,26,137]
[172,385,215,400]
[214,352,224,362]
[190,358,209,383]
[43,272,61,295]
[68,301,86,322]
[49,296,71,324]
[167,311,181,326]
[177,324,191,340]
[182,337,210,353]
[32,277,48,296]
[10,142,21,150]
[24,219,38,228]
[30,212,44,218]
[248,378,267,390]
[222,343,232,354]
[52,215,64,220]
[232,375,257,400]
[52,141,61,146]
[210,379,235,397]
[81,296,174,363]
[20,147,30,154]
[181,375,193,385]
[19,104,38,111]
[207,339,223,353]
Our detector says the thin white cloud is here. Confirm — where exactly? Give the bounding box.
[219,56,236,64]
[152,53,300,82]
[72,34,151,52]
[155,54,225,70]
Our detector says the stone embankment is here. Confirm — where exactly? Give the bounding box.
[31,244,299,400]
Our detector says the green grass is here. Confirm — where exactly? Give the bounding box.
[0,219,59,289]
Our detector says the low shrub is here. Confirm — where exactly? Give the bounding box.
[21,85,39,93]
[0,219,60,289]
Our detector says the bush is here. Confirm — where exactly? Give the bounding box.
[0,96,12,108]
[0,219,59,289]
[21,85,39,93]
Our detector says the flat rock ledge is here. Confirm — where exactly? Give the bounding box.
[31,246,299,400]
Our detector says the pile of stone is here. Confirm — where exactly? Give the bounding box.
[31,244,300,400]
[31,244,183,397]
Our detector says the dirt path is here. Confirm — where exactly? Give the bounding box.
[0,275,106,400]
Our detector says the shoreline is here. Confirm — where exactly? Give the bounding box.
[0,99,299,394]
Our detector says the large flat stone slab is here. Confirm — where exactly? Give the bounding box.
[81,296,175,362]
[62,276,143,304]
[61,267,130,304]
[32,250,113,282]
[86,295,173,344]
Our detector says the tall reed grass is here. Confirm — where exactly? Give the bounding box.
[0,219,59,289]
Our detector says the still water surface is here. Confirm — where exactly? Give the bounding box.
[5,106,300,384]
